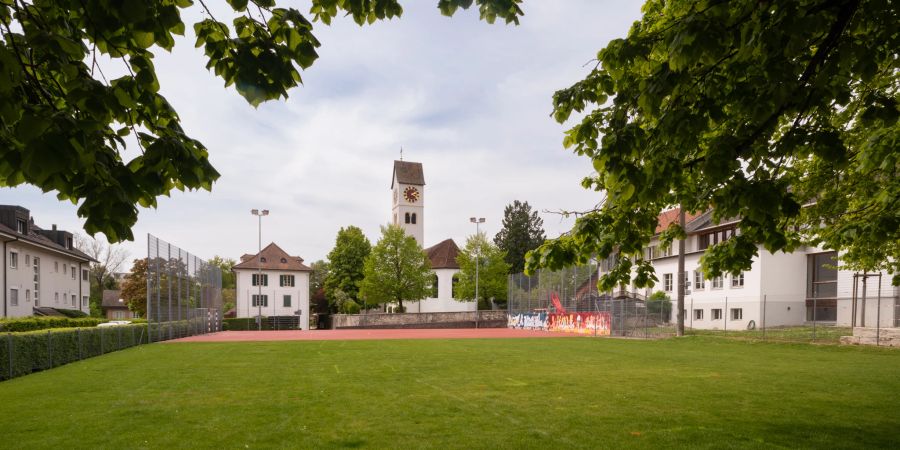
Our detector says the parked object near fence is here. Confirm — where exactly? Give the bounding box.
[147,235,223,342]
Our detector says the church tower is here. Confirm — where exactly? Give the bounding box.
[391,160,425,246]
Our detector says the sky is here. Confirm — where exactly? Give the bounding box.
[0,1,645,266]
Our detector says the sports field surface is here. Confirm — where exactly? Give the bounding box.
[0,335,897,449]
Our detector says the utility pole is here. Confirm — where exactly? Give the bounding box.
[677,208,686,337]
[470,217,485,328]
[251,209,269,331]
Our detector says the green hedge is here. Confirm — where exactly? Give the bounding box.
[0,317,221,381]
[0,324,150,380]
[54,308,90,318]
[0,317,107,332]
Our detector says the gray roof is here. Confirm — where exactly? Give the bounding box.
[392,160,425,187]
[102,290,129,309]
[0,220,96,263]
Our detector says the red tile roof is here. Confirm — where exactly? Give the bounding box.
[655,208,703,234]
[425,239,460,269]
[392,160,425,187]
[232,243,312,272]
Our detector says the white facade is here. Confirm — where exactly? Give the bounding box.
[234,269,310,328]
[391,179,424,246]
[1,207,93,318]
[406,268,476,313]
[615,213,898,330]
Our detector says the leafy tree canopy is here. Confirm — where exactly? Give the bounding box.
[494,200,545,274]
[358,224,431,310]
[527,0,900,288]
[208,255,236,289]
[0,0,523,242]
[324,225,370,305]
[456,232,510,308]
[121,258,148,317]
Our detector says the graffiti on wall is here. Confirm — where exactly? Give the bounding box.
[507,312,549,330]
[548,312,611,335]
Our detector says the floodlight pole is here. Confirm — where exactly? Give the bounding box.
[470,217,485,328]
[251,209,269,331]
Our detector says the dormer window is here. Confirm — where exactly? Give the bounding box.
[260,257,267,263]
[16,219,26,234]
[280,258,287,263]
[65,237,73,249]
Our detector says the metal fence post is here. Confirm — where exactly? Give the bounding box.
[77,328,82,360]
[813,296,818,341]
[762,295,767,341]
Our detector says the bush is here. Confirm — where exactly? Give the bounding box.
[0,317,106,333]
[0,324,150,381]
[647,292,673,317]
[54,309,90,318]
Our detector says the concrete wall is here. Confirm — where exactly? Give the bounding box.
[333,311,506,329]
[234,269,310,329]
[5,241,90,317]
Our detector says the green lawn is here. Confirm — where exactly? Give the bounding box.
[0,337,898,449]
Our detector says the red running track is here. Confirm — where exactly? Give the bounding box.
[168,328,576,343]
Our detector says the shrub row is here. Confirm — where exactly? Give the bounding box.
[0,316,107,333]
[0,318,218,381]
[0,324,149,380]
[53,308,90,318]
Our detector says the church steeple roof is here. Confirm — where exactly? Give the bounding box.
[392,160,425,188]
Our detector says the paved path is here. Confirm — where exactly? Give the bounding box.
[168,328,576,342]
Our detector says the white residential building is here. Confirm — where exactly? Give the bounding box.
[0,205,95,318]
[606,209,898,330]
[233,243,311,329]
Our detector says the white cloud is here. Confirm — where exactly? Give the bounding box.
[0,1,644,268]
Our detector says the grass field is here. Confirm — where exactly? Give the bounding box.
[0,336,898,449]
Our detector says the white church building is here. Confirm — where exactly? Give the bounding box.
[390,160,476,313]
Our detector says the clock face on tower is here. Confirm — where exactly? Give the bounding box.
[403,186,420,203]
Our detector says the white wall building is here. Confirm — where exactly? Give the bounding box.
[405,239,476,313]
[233,243,311,329]
[0,205,95,318]
[607,209,898,330]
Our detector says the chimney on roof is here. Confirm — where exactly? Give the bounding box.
[52,224,57,230]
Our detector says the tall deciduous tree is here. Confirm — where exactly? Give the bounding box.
[0,0,522,242]
[120,258,148,317]
[75,234,129,290]
[358,225,431,311]
[456,232,510,309]
[494,200,545,274]
[308,259,330,313]
[208,255,236,312]
[324,226,371,307]
[529,0,900,287]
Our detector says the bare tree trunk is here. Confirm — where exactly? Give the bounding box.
[677,208,686,337]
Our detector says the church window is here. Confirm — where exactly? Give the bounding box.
[430,274,439,298]
[405,213,410,224]
[411,213,417,224]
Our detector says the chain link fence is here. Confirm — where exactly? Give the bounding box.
[507,264,674,338]
[147,234,223,342]
[508,266,898,344]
